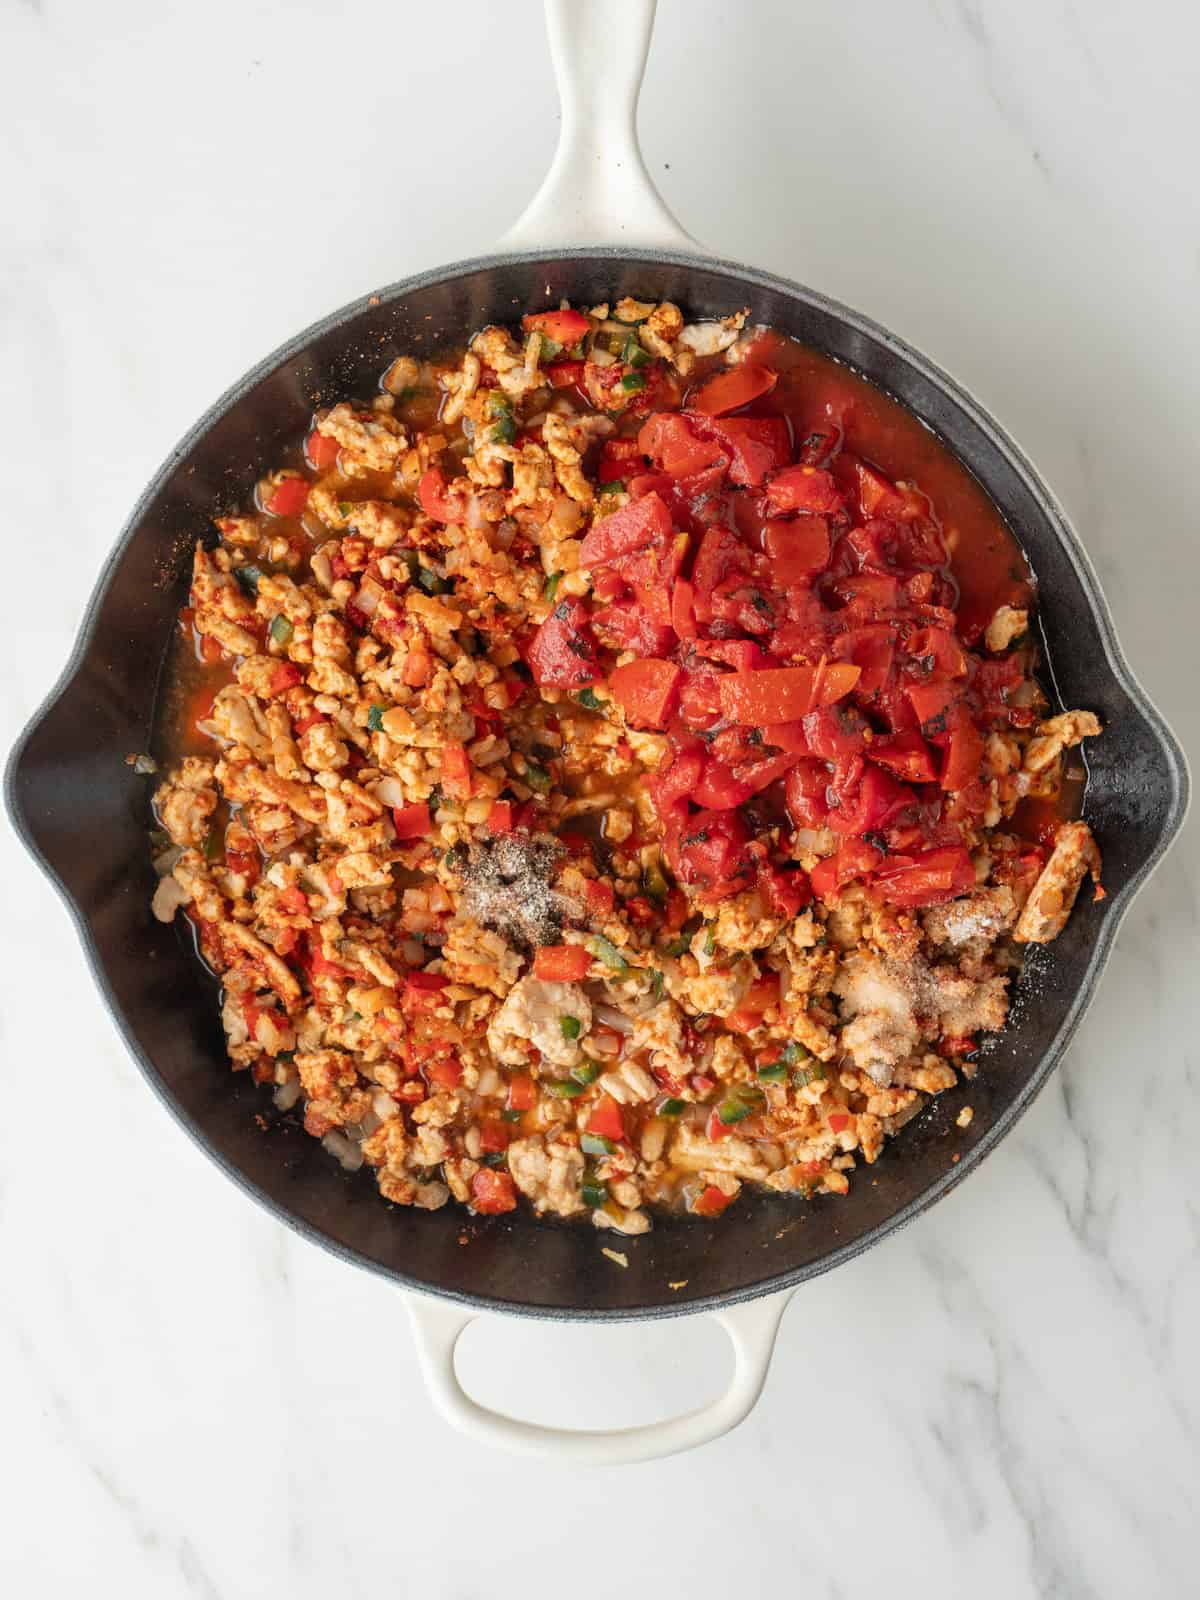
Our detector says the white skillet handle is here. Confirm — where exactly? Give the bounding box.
[407,1288,792,1464]
[500,0,702,253]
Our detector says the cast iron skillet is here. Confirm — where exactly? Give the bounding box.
[5,2,1188,1460]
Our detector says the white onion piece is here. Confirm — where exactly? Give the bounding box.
[592,1003,634,1034]
[372,775,407,808]
[354,577,383,616]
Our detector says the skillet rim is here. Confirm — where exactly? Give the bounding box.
[5,246,1190,1321]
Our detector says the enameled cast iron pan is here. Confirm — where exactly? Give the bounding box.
[5,1,1188,1462]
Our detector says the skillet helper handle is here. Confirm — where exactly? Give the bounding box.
[406,1288,792,1464]
[500,0,702,253]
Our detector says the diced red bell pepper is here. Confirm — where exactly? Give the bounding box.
[265,477,309,518]
[691,527,752,621]
[803,704,870,760]
[487,800,516,833]
[471,1169,518,1214]
[478,1119,511,1154]
[533,944,593,982]
[832,624,896,697]
[507,1072,536,1113]
[765,466,843,516]
[403,971,450,1011]
[873,845,975,907]
[692,1184,735,1218]
[267,662,303,697]
[867,731,940,784]
[580,491,674,568]
[718,662,860,725]
[392,801,432,840]
[418,467,460,523]
[587,1094,626,1143]
[523,308,591,346]
[828,1112,851,1134]
[638,413,726,476]
[693,639,770,673]
[764,516,830,582]
[609,658,682,730]
[907,625,969,679]
[427,1057,464,1089]
[597,436,646,482]
[306,430,341,471]
[906,681,960,735]
[545,359,586,390]
[692,758,755,810]
[440,741,473,798]
[647,740,705,812]
[527,597,601,687]
[762,719,810,754]
[586,878,616,914]
[690,363,778,416]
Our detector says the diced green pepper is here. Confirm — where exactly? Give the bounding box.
[577,686,604,710]
[664,935,690,958]
[658,1097,687,1117]
[570,1059,601,1086]
[597,479,626,495]
[269,613,293,646]
[581,1132,616,1158]
[234,565,263,597]
[581,1164,609,1208]
[203,824,223,863]
[620,371,646,393]
[621,335,651,368]
[480,1151,508,1167]
[589,935,629,973]
[545,1078,585,1098]
[559,1015,582,1042]
[416,565,448,595]
[642,861,671,902]
[501,1108,523,1123]
[524,760,552,793]
[649,968,665,1002]
[367,704,386,732]
[704,925,717,957]
[717,1086,765,1126]
[543,571,563,602]
[758,1059,790,1082]
[794,1060,827,1088]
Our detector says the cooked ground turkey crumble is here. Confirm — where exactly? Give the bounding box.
[149,295,1103,1233]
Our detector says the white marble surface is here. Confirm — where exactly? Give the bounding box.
[2,0,1198,1593]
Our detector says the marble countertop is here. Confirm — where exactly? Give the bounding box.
[2,1,1197,1594]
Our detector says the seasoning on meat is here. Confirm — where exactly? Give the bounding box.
[148,295,1105,1231]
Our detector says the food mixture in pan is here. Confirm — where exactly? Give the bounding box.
[149,296,1103,1233]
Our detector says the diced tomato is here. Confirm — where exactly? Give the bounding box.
[265,477,309,518]
[907,625,969,679]
[487,800,516,833]
[671,808,751,898]
[639,413,726,476]
[533,944,593,982]
[759,861,813,917]
[725,973,781,1033]
[941,706,985,792]
[587,1094,626,1143]
[828,1112,851,1134]
[810,837,885,901]
[507,1072,536,1113]
[854,461,908,518]
[403,647,433,688]
[832,624,896,697]
[527,597,601,687]
[785,759,832,829]
[692,1184,735,1218]
[392,801,432,840]
[764,516,830,582]
[868,731,939,784]
[545,359,586,390]
[690,363,778,416]
[828,762,915,837]
[765,466,843,516]
[646,740,704,811]
[403,971,449,1011]
[418,467,461,523]
[580,491,674,569]
[306,430,341,471]
[872,845,975,907]
[708,416,791,487]
[592,600,675,658]
[440,741,473,798]
[761,719,810,754]
[719,662,860,725]
[692,758,755,811]
[608,658,682,730]
[523,308,591,346]
[693,639,770,673]
[671,577,697,639]
[597,436,645,482]
[586,879,616,914]
[427,1057,463,1089]
[278,885,308,916]
[471,1169,518,1215]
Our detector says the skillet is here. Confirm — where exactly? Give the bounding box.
[5,0,1188,1461]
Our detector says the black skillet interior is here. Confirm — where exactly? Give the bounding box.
[6,250,1188,1320]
